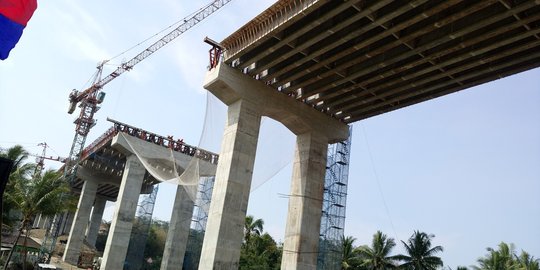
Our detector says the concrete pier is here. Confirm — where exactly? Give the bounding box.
[281,132,328,270]
[62,212,75,235]
[200,63,347,269]
[63,179,98,264]
[38,216,48,228]
[33,214,44,228]
[199,99,261,270]
[100,155,145,270]
[86,197,107,247]
[160,185,196,270]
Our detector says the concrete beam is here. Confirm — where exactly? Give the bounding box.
[222,0,330,62]
[100,155,145,270]
[160,185,195,270]
[63,179,98,264]
[199,99,261,270]
[112,132,217,177]
[204,63,349,143]
[77,167,122,187]
[281,132,328,270]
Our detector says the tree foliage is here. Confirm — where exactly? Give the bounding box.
[472,242,540,270]
[244,215,264,244]
[341,236,361,269]
[356,231,400,270]
[340,230,443,270]
[1,145,33,228]
[239,215,281,270]
[2,145,77,269]
[141,220,168,270]
[395,231,444,270]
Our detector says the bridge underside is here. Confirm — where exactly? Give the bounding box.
[221,0,540,123]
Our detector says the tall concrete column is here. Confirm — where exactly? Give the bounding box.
[160,185,196,270]
[38,215,48,228]
[281,132,328,270]
[86,197,107,247]
[58,212,68,233]
[62,212,75,235]
[63,179,99,264]
[199,99,261,270]
[33,214,42,228]
[101,155,145,270]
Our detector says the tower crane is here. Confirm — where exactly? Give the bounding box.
[64,0,232,183]
[30,142,66,177]
[39,0,233,263]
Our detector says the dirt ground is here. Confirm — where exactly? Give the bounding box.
[29,229,98,270]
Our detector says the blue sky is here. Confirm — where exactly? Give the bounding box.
[0,1,538,268]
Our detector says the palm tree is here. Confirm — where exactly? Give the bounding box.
[3,169,75,269]
[395,231,444,270]
[341,235,360,270]
[0,145,29,168]
[473,242,519,270]
[244,215,264,245]
[356,231,399,270]
[516,251,540,270]
[1,145,33,246]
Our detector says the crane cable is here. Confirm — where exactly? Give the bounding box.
[107,1,217,63]
[360,123,401,242]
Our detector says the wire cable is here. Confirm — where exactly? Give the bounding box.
[107,1,216,62]
[360,123,400,242]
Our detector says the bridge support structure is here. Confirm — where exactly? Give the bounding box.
[160,185,196,270]
[86,196,107,247]
[200,62,349,270]
[99,155,145,270]
[62,177,98,264]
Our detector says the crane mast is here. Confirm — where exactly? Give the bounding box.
[32,142,66,176]
[64,0,232,182]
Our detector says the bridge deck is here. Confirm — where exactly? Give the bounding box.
[220,0,540,123]
[70,119,218,200]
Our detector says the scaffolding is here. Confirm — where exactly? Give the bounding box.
[318,126,352,270]
[125,177,159,270]
[183,176,215,269]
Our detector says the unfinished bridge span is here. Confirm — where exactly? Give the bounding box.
[200,0,540,269]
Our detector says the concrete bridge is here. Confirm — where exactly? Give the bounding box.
[200,0,540,269]
[55,119,218,269]
[56,1,540,269]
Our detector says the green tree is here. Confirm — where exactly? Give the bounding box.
[472,242,540,270]
[244,215,264,244]
[341,235,361,270]
[395,231,444,270]
[1,145,33,228]
[356,231,399,270]
[239,215,281,270]
[516,251,540,270]
[3,169,75,270]
[473,242,518,270]
[0,145,29,168]
[142,220,168,270]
